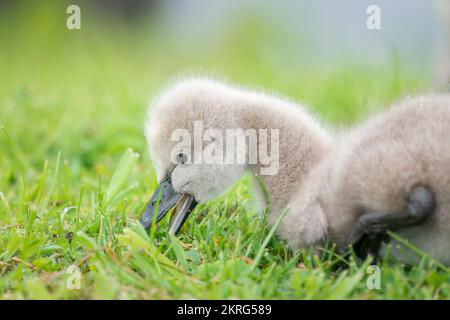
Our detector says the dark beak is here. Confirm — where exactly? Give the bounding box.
[140,174,198,235]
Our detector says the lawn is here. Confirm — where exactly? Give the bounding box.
[0,2,449,299]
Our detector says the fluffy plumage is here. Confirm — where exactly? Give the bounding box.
[145,78,332,246]
[145,78,450,265]
[293,95,450,264]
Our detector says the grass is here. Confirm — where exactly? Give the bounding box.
[1,2,449,299]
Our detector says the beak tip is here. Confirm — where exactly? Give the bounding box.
[167,194,198,236]
[140,175,198,236]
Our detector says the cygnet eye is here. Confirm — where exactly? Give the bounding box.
[176,152,188,165]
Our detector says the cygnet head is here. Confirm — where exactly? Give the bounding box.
[141,79,262,233]
[141,78,332,235]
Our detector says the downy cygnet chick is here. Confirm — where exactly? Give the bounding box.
[292,95,450,265]
[140,78,332,244]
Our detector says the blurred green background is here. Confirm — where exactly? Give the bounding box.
[0,0,448,299]
[1,0,441,173]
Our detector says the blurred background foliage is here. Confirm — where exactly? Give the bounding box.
[0,0,443,174]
